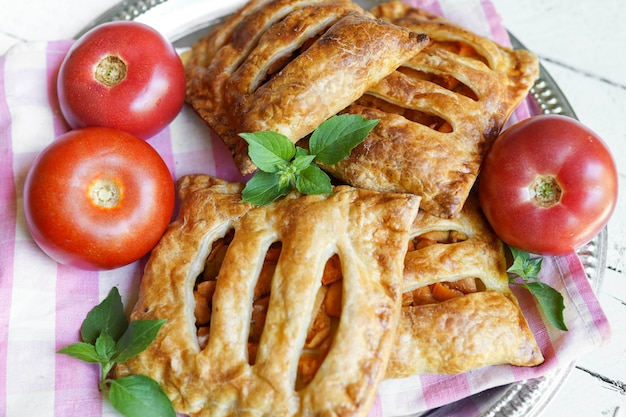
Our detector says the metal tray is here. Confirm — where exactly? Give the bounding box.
[75,1,607,416]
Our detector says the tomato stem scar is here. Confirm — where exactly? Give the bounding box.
[529,175,562,208]
[89,179,121,209]
[95,55,127,87]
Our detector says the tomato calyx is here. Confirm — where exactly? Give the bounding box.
[89,179,122,209]
[529,175,562,208]
[479,115,617,255]
[58,21,186,139]
[94,55,127,88]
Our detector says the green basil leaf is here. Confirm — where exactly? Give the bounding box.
[57,342,101,363]
[507,246,542,282]
[109,375,175,417]
[241,171,292,205]
[277,164,298,189]
[507,246,567,331]
[95,331,117,363]
[292,153,317,173]
[240,131,295,172]
[296,164,333,195]
[525,282,568,331]
[526,257,543,280]
[509,246,527,260]
[113,320,166,363]
[310,114,378,165]
[240,115,376,205]
[295,146,310,158]
[81,287,128,345]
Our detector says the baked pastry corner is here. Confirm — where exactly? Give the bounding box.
[115,174,421,416]
[185,0,430,174]
[320,1,539,218]
[387,195,544,377]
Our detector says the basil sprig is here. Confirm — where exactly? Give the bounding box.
[240,114,378,205]
[507,246,567,331]
[58,287,175,417]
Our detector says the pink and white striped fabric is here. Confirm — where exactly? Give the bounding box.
[0,1,612,416]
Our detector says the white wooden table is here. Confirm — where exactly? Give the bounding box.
[491,2,626,416]
[1,0,625,416]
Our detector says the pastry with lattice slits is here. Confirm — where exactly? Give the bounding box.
[293,195,544,378]
[386,195,544,377]
[184,0,430,175]
[319,1,539,218]
[114,174,420,417]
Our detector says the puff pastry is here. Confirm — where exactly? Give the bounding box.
[184,0,430,174]
[115,174,420,417]
[387,195,544,377]
[319,1,539,218]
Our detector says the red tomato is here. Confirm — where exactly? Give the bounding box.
[478,115,618,255]
[23,127,175,270]
[57,21,185,139]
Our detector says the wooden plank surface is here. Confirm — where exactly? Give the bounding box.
[492,2,626,415]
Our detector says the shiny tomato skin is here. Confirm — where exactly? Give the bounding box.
[23,127,175,270]
[478,115,618,255]
[57,21,185,139]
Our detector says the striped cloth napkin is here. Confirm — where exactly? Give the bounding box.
[0,0,611,416]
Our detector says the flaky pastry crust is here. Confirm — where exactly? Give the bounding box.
[386,196,544,377]
[185,0,430,174]
[319,1,540,218]
[115,174,420,417]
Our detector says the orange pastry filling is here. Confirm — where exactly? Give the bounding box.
[192,227,483,389]
[403,229,484,305]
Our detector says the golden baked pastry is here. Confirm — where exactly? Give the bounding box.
[184,0,430,174]
[319,1,540,218]
[387,195,544,377]
[115,174,421,417]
